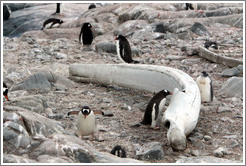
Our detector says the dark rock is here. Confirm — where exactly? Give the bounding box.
[221,67,240,77]
[11,71,75,92]
[219,77,243,99]
[11,72,52,92]
[190,22,211,36]
[3,5,11,20]
[154,23,167,33]
[136,142,164,161]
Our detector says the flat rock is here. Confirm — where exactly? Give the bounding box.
[3,154,37,163]
[135,142,164,161]
[190,22,211,36]
[219,77,243,99]
[221,67,240,77]
[176,156,240,163]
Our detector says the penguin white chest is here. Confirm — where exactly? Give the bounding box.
[116,40,125,63]
[196,76,212,102]
[77,111,96,136]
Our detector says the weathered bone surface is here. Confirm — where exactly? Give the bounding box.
[69,64,201,150]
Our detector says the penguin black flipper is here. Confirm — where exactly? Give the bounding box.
[210,79,214,101]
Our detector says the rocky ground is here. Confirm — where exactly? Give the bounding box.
[2,3,244,163]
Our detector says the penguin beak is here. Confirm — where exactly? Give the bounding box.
[4,95,9,101]
[170,93,173,95]
[84,115,87,119]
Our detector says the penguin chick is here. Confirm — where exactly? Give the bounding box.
[196,71,213,102]
[204,41,218,50]
[67,106,96,139]
[3,82,9,101]
[41,18,64,30]
[79,22,93,45]
[141,89,173,129]
[110,145,127,158]
[115,35,139,64]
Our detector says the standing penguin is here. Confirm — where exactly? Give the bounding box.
[79,22,93,45]
[141,89,172,129]
[196,71,213,102]
[3,82,9,101]
[110,145,127,158]
[56,3,61,13]
[67,106,96,139]
[115,35,139,63]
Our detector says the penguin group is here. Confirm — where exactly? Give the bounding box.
[2,3,217,158]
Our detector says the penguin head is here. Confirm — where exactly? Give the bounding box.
[201,71,208,77]
[115,35,126,41]
[80,106,91,119]
[162,89,173,96]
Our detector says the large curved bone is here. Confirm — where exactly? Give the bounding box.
[69,64,201,150]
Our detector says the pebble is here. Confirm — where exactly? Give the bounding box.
[204,135,212,141]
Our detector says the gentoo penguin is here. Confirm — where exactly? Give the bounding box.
[196,71,213,102]
[204,41,218,50]
[141,89,173,129]
[67,106,96,139]
[115,35,139,64]
[56,3,61,13]
[185,3,198,10]
[110,145,127,158]
[41,18,64,30]
[3,82,9,101]
[3,5,11,20]
[88,3,96,10]
[79,22,93,45]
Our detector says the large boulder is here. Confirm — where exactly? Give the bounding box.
[219,77,243,98]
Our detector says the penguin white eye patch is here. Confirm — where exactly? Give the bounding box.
[82,109,90,113]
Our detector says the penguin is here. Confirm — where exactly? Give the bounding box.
[79,22,93,45]
[141,89,173,129]
[185,3,198,10]
[196,71,213,102]
[67,106,96,139]
[204,41,218,50]
[56,3,61,13]
[3,82,9,101]
[41,18,64,30]
[3,5,11,20]
[110,145,127,158]
[115,35,139,64]
[88,3,96,10]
